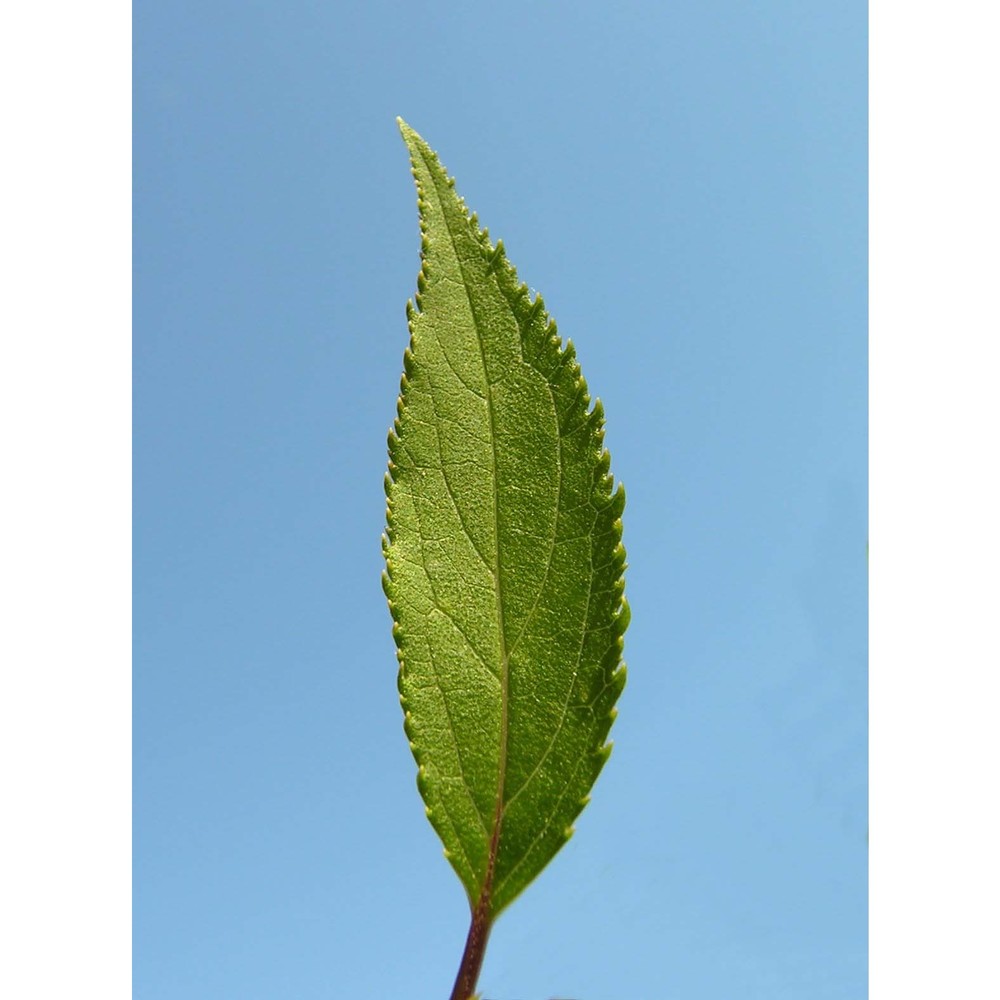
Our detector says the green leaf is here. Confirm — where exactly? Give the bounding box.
[383,121,628,925]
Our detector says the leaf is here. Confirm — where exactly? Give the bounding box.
[383,121,628,933]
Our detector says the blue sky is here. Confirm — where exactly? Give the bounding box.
[134,2,866,997]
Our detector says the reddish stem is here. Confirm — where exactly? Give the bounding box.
[448,897,492,1000]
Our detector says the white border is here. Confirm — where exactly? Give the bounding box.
[0,4,131,996]
[871,1,1000,995]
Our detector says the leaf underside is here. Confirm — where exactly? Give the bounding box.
[383,120,628,920]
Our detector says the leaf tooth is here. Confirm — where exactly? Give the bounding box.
[486,240,505,274]
[607,482,626,518]
[614,601,631,634]
[544,331,564,364]
[416,764,432,796]
[608,644,626,675]
[607,671,627,711]
[588,397,605,427]
[593,449,611,482]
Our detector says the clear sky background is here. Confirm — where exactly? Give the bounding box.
[134,2,867,998]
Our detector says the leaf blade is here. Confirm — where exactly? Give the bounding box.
[384,120,627,919]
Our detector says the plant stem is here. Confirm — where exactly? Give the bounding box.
[448,898,492,1000]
